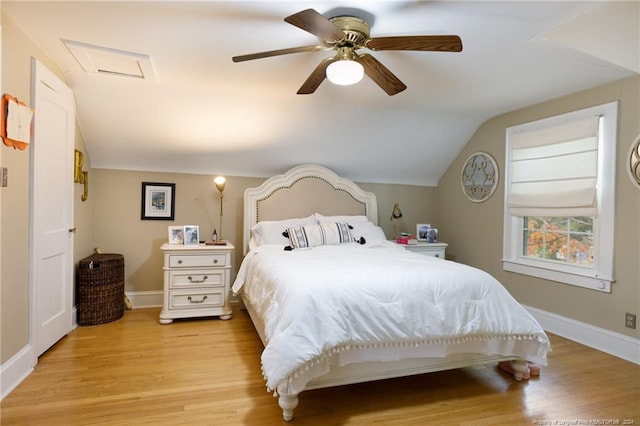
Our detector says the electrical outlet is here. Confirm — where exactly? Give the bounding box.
[1,167,7,188]
[625,313,637,329]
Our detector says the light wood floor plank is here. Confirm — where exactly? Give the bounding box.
[1,307,638,425]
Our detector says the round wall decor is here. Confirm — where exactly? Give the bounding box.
[628,133,640,189]
[461,151,499,202]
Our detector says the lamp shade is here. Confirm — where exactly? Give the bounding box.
[391,203,403,219]
[326,60,364,86]
[214,176,226,193]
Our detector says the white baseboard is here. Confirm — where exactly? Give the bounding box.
[0,345,35,400]
[525,305,640,365]
[125,290,163,308]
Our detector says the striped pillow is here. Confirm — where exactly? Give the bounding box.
[287,222,356,249]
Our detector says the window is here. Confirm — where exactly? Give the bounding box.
[523,216,593,265]
[503,102,617,292]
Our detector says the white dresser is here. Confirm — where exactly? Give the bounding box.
[159,242,234,324]
[399,242,448,259]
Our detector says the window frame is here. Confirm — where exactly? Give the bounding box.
[502,101,618,292]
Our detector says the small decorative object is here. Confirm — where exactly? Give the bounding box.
[426,228,439,243]
[396,233,417,245]
[212,229,218,242]
[214,176,226,240]
[390,203,403,238]
[167,226,184,244]
[461,151,499,202]
[74,149,84,183]
[74,149,89,201]
[81,171,89,202]
[628,133,640,189]
[183,225,199,245]
[416,224,431,241]
[141,182,175,220]
[1,93,33,150]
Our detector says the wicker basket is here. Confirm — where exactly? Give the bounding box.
[78,253,125,325]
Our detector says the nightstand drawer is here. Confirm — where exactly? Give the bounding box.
[400,242,448,259]
[412,248,445,258]
[169,269,225,288]
[169,289,224,309]
[169,253,228,268]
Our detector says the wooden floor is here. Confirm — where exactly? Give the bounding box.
[2,307,639,426]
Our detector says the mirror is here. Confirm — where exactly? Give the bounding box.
[461,152,499,202]
[629,133,640,189]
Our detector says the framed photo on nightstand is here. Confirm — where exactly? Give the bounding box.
[416,224,431,241]
[427,228,439,243]
[167,226,184,244]
[183,225,200,245]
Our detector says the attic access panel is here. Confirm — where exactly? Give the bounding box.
[63,39,155,80]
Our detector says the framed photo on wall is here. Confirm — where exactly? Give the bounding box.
[141,182,175,220]
[416,224,431,241]
[183,225,200,245]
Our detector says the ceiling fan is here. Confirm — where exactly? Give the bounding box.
[232,8,463,96]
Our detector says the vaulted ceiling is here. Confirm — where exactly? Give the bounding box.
[3,1,638,185]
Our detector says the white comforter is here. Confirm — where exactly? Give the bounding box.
[232,242,550,394]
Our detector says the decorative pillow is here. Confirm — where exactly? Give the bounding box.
[349,222,387,243]
[314,213,370,224]
[251,215,317,246]
[287,222,356,249]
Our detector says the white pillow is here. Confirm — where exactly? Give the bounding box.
[314,213,370,224]
[251,215,317,247]
[349,221,387,244]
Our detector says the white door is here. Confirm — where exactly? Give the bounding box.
[30,59,75,357]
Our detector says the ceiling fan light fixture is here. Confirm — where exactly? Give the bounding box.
[326,59,364,86]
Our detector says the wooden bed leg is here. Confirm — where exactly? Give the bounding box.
[278,393,299,422]
[510,360,530,381]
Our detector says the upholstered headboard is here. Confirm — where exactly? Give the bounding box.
[243,164,378,254]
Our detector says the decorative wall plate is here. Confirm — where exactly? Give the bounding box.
[628,133,640,189]
[461,151,499,202]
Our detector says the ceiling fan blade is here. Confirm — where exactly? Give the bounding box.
[297,57,336,95]
[232,45,324,63]
[355,54,407,96]
[284,8,344,43]
[366,35,463,52]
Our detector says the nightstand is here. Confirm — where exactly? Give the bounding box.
[399,242,448,259]
[159,242,234,324]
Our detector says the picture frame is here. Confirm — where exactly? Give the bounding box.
[183,225,200,245]
[141,182,175,220]
[167,226,184,244]
[426,228,439,243]
[416,224,431,241]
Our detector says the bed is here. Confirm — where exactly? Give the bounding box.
[232,164,550,421]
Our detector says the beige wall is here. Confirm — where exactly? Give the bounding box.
[91,169,437,295]
[0,13,94,364]
[437,75,640,338]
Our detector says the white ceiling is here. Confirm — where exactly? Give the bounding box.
[3,1,638,185]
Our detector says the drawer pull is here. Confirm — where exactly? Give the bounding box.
[213,259,218,264]
[187,295,208,304]
[177,259,183,264]
[434,254,440,258]
[187,275,208,283]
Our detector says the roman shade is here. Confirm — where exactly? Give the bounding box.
[507,115,601,217]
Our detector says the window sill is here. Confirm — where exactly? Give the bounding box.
[502,259,613,293]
